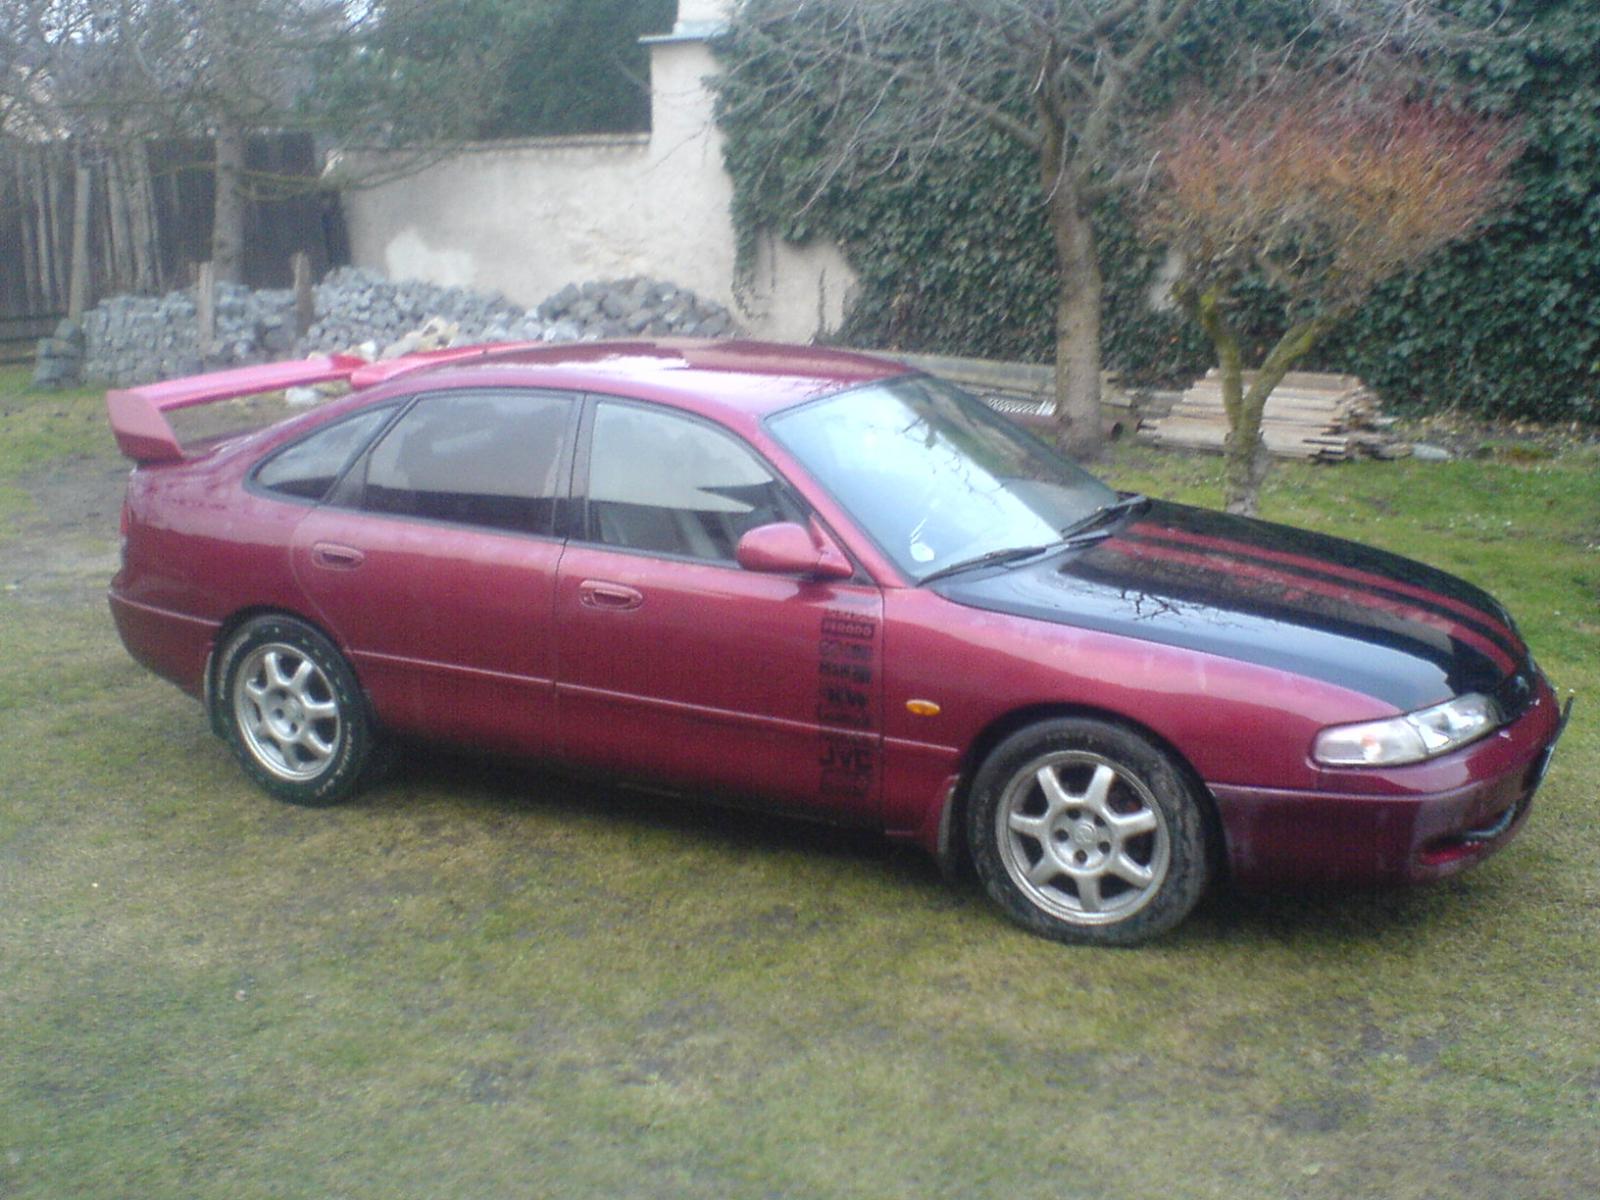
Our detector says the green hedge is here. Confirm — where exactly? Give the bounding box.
[716,0,1599,423]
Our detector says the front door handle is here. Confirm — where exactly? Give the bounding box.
[578,579,644,611]
[311,542,365,570]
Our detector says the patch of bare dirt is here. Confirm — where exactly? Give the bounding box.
[0,452,127,606]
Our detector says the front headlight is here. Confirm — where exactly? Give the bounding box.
[1313,694,1502,767]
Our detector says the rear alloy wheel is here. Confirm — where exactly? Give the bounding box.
[214,615,373,806]
[968,718,1208,945]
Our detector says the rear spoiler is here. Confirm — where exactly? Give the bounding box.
[106,343,542,464]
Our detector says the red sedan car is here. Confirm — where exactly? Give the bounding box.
[107,340,1569,944]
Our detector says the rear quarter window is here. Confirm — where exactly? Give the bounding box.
[254,407,394,502]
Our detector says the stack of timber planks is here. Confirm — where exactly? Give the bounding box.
[1140,370,1403,461]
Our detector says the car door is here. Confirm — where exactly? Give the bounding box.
[289,388,578,756]
[555,397,884,823]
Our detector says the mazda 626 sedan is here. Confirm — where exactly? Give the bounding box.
[107,339,1570,944]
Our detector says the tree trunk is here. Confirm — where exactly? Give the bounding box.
[1218,310,1341,516]
[1222,412,1272,516]
[1032,85,1106,463]
[211,118,247,285]
[123,144,160,293]
[1192,290,1268,516]
[105,149,135,293]
[1046,181,1105,461]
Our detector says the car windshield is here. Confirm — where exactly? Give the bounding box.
[769,375,1116,581]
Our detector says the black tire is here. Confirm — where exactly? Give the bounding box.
[967,718,1208,946]
[212,615,374,806]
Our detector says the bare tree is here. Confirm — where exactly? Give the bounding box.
[16,1,609,288]
[65,1,360,285]
[718,0,1499,459]
[8,0,662,305]
[1143,78,1521,513]
[1,2,63,140]
[3,3,117,311]
[721,0,1202,459]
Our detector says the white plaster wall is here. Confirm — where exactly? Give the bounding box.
[678,0,732,23]
[342,5,857,342]
[745,234,858,337]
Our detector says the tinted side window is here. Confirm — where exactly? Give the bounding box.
[586,402,802,561]
[359,391,572,535]
[254,407,393,501]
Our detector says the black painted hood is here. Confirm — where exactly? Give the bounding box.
[933,500,1530,712]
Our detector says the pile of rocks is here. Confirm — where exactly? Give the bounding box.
[55,285,303,388]
[298,268,528,355]
[532,277,739,341]
[35,267,744,389]
[302,269,741,352]
[31,318,85,388]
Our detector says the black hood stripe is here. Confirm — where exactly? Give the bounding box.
[1105,538,1516,674]
[1124,521,1513,633]
[930,500,1514,709]
[1122,521,1522,664]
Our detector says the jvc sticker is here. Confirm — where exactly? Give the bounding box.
[819,734,874,799]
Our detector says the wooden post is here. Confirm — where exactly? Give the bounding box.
[105,149,135,293]
[67,161,93,319]
[292,251,314,337]
[48,149,73,306]
[196,261,216,358]
[30,148,59,308]
[13,154,41,311]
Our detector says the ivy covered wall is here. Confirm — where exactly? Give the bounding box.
[1329,0,1600,422]
[716,0,1598,422]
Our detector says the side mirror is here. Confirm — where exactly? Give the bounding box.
[735,521,853,580]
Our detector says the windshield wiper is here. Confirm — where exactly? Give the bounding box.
[917,496,1149,586]
[918,543,1059,585]
[1058,493,1149,542]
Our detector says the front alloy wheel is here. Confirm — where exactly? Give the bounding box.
[969,718,1208,945]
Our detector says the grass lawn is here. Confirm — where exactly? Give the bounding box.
[2,364,1596,1199]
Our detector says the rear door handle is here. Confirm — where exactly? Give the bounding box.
[579,579,644,611]
[311,542,365,570]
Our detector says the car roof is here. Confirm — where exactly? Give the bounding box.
[389,339,915,420]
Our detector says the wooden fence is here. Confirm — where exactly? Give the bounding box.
[0,134,348,323]
[0,312,63,365]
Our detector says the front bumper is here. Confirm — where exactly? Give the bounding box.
[1211,676,1569,888]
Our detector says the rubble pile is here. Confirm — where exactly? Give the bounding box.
[33,268,743,389]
